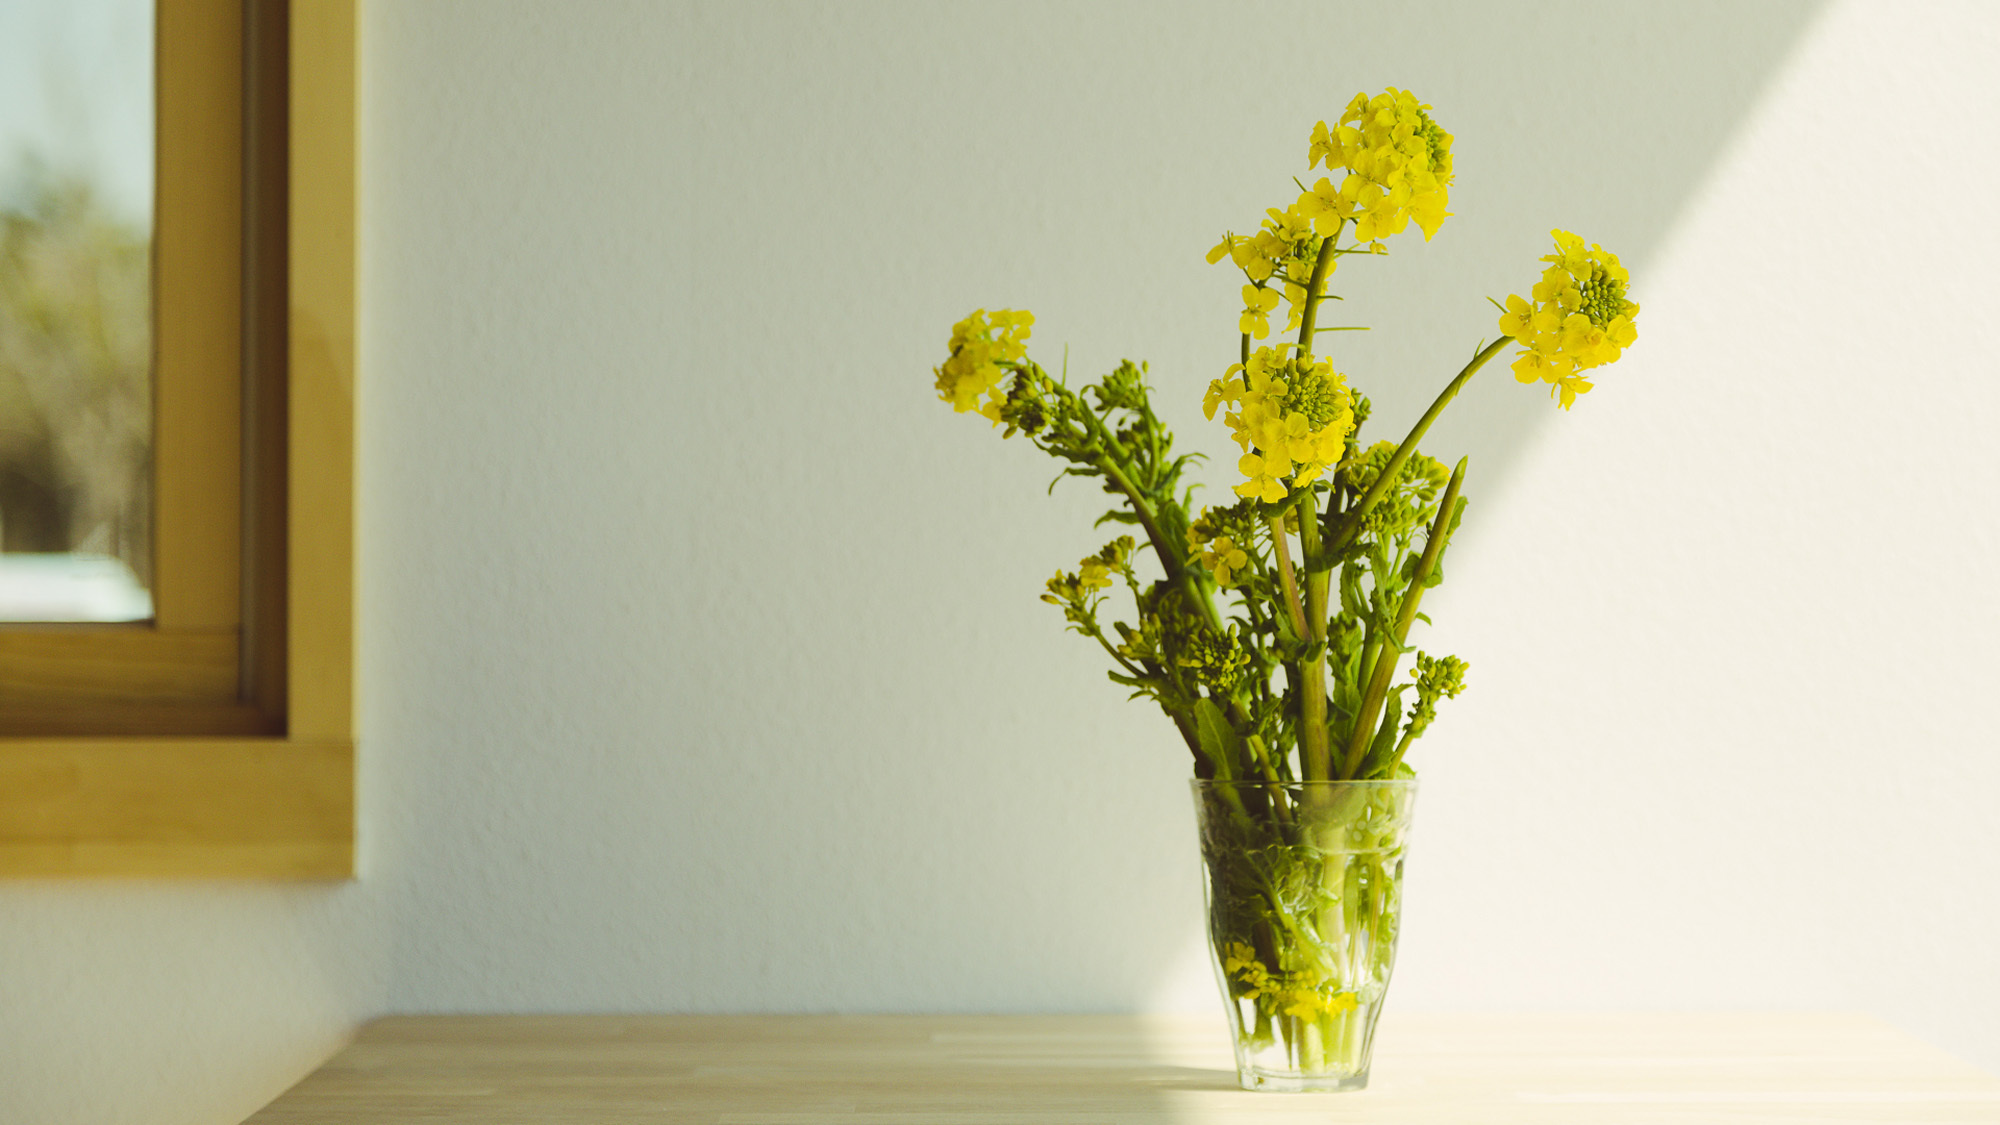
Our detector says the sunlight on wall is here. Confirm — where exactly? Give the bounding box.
[357,0,1830,1031]
[1150,0,2000,1073]
[21,2,2000,1122]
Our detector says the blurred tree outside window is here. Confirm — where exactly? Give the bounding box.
[0,0,154,621]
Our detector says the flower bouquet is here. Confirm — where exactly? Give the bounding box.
[931,88,1638,1091]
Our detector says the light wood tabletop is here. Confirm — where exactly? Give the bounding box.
[243,1011,2000,1123]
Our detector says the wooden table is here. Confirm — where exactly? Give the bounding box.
[245,1012,2000,1123]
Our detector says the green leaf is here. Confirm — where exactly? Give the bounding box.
[1193,697,1246,782]
[1360,691,1404,778]
[1340,569,1367,618]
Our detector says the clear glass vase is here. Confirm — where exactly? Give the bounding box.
[1191,779,1418,1092]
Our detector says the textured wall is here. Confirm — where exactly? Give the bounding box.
[7,3,2000,1122]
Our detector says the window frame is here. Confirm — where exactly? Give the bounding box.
[0,0,356,878]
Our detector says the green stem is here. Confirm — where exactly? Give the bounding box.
[1267,516,1308,642]
[1385,727,1418,777]
[1058,392,1216,632]
[1339,458,1465,779]
[1171,710,1206,772]
[1353,543,1407,694]
[1355,631,1380,708]
[1291,231,1341,781]
[1098,454,1260,736]
[1297,498,1332,781]
[1085,625,1147,681]
[1097,455,1223,638]
[1295,229,1342,351]
[1301,1019,1326,1072]
[1325,336,1508,562]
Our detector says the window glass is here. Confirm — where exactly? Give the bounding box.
[0,0,154,621]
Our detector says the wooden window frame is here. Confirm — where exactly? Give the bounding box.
[0,0,356,878]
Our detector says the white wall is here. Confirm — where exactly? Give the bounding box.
[6,2,1999,1121]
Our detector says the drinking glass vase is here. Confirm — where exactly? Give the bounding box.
[1192,778,1418,1091]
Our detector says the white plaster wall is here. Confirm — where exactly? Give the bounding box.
[5,2,1999,1121]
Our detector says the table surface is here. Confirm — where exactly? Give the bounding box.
[244,1012,2000,1123]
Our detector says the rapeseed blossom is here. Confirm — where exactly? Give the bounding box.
[933,308,1035,421]
[1239,285,1280,339]
[1204,346,1354,502]
[1210,90,1450,342]
[1188,504,1260,587]
[1498,231,1639,408]
[1195,534,1250,588]
[1206,230,1282,281]
[1177,625,1251,692]
[1213,202,1326,336]
[1307,88,1453,243]
[1339,441,1451,536]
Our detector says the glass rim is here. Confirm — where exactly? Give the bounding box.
[1189,777,1417,788]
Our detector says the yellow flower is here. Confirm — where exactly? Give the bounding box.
[1207,231,1279,281]
[1202,372,1243,420]
[1222,942,1261,976]
[1551,372,1594,409]
[1497,293,1535,339]
[1240,233,1283,280]
[1408,186,1449,240]
[1221,942,1278,999]
[1078,560,1113,592]
[1295,177,1345,237]
[934,308,1035,419]
[1262,203,1314,246]
[1307,120,1338,171]
[1250,409,1312,464]
[1509,345,1564,386]
[1239,284,1280,339]
[1346,178,1403,242]
[1273,988,1359,1021]
[1497,231,1638,409]
[1304,87,1454,244]
[1198,535,1251,587]
[1040,570,1086,606]
[1234,451,1290,502]
[1188,508,1258,587]
[1209,346,1354,502]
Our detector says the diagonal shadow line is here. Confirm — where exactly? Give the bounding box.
[1317,0,1835,529]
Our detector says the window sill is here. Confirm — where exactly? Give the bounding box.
[0,737,351,877]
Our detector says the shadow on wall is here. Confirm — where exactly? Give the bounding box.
[1293,0,1833,502]
[360,0,1827,1037]
[0,4,1846,1124]
[664,0,1830,1015]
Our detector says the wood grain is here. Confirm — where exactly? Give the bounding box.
[0,738,351,876]
[0,627,237,704]
[286,0,357,745]
[244,1012,2000,1123]
[154,0,245,631]
[0,700,276,738]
